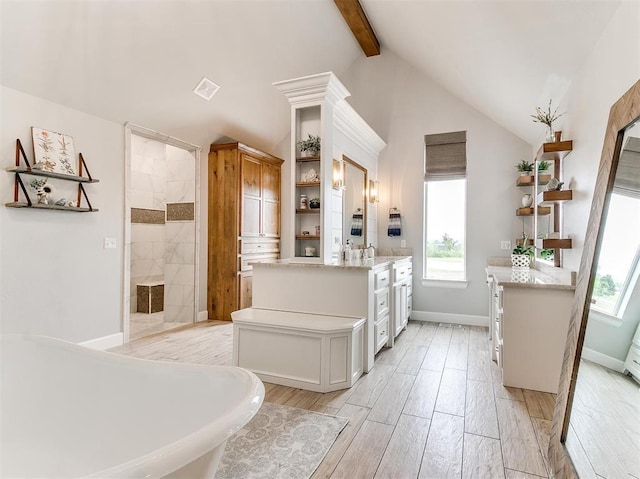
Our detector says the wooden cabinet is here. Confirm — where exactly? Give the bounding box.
[207,142,283,321]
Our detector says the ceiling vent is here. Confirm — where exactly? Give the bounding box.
[193,77,220,101]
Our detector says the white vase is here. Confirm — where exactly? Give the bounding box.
[511,254,531,269]
[521,194,533,208]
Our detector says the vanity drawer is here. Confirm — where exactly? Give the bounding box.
[375,269,390,289]
[375,315,389,353]
[375,289,389,319]
[394,265,410,282]
[241,238,280,254]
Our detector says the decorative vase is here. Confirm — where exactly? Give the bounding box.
[521,194,533,208]
[511,254,531,269]
[545,125,555,143]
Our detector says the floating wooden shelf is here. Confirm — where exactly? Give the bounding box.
[516,238,535,246]
[295,156,320,162]
[536,140,573,161]
[6,166,99,183]
[536,189,573,204]
[516,174,551,187]
[295,235,320,240]
[6,139,98,212]
[5,201,97,212]
[296,181,321,187]
[296,208,321,214]
[516,207,551,216]
[543,238,572,249]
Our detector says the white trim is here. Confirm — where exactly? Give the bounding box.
[410,310,489,328]
[588,308,624,327]
[79,333,124,350]
[197,310,208,322]
[581,347,625,373]
[421,279,469,289]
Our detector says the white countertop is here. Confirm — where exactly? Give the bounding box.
[486,262,576,290]
[251,256,411,271]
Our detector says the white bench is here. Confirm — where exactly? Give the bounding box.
[231,308,365,393]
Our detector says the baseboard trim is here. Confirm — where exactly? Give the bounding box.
[197,310,208,322]
[581,347,625,373]
[411,310,489,328]
[79,332,124,350]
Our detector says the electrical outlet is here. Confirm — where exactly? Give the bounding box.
[400,240,406,247]
[104,237,117,249]
[501,240,512,250]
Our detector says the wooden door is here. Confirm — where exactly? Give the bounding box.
[241,155,262,237]
[262,162,280,237]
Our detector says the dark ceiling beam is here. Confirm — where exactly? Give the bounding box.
[334,0,380,57]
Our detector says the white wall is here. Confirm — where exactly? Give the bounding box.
[557,1,640,361]
[0,87,124,343]
[341,50,532,317]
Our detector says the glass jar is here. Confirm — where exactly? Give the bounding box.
[300,194,308,209]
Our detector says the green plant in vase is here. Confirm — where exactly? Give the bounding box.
[512,236,534,269]
[297,134,321,157]
[537,160,551,173]
[531,99,564,142]
[516,159,534,176]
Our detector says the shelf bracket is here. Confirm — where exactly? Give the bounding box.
[78,183,94,211]
[78,153,94,181]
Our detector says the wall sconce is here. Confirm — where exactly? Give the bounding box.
[369,179,380,203]
[333,159,345,190]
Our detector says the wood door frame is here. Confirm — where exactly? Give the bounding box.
[123,123,202,344]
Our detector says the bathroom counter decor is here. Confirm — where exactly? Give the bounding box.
[250,255,408,271]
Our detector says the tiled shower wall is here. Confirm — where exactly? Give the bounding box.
[164,145,195,322]
[130,136,195,322]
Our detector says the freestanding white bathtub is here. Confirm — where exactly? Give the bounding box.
[0,335,264,478]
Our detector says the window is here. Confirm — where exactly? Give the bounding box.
[423,131,467,282]
[590,192,640,318]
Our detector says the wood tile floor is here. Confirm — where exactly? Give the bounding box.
[110,320,556,479]
[129,311,185,341]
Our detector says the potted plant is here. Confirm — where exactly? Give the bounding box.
[512,236,534,269]
[297,134,321,157]
[516,159,534,176]
[531,99,564,143]
[537,160,551,173]
[309,197,320,209]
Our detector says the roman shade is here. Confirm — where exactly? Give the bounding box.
[424,131,467,181]
[614,136,640,199]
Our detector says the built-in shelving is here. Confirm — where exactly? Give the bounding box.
[295,156,321,162]
[296,208,321,214]
[296,181,321,188]
[295,235,320,240]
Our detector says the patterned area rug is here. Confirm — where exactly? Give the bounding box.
[216,402,348,479]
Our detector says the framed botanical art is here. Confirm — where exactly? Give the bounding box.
[31,127,77,176]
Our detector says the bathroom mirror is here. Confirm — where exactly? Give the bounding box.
[342,156,368,247]
[549,80,640,478]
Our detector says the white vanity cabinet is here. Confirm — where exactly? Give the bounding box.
[391,257,413,344]
[486,264,575,393]
[373,265,390,353]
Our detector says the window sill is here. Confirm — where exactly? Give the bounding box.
[588,308,623,327]
[421,279,468,289]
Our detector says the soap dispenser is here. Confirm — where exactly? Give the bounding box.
[343,240,352,260]
[367,243,375,259]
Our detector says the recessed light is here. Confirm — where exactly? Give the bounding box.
[193,77,220,101]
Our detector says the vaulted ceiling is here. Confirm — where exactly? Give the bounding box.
[0,1,621,151]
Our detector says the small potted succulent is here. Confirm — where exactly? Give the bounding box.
[516,159,534,176]
[512,236,534,269]
[297,134,321,157]
[537,160,551,174]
